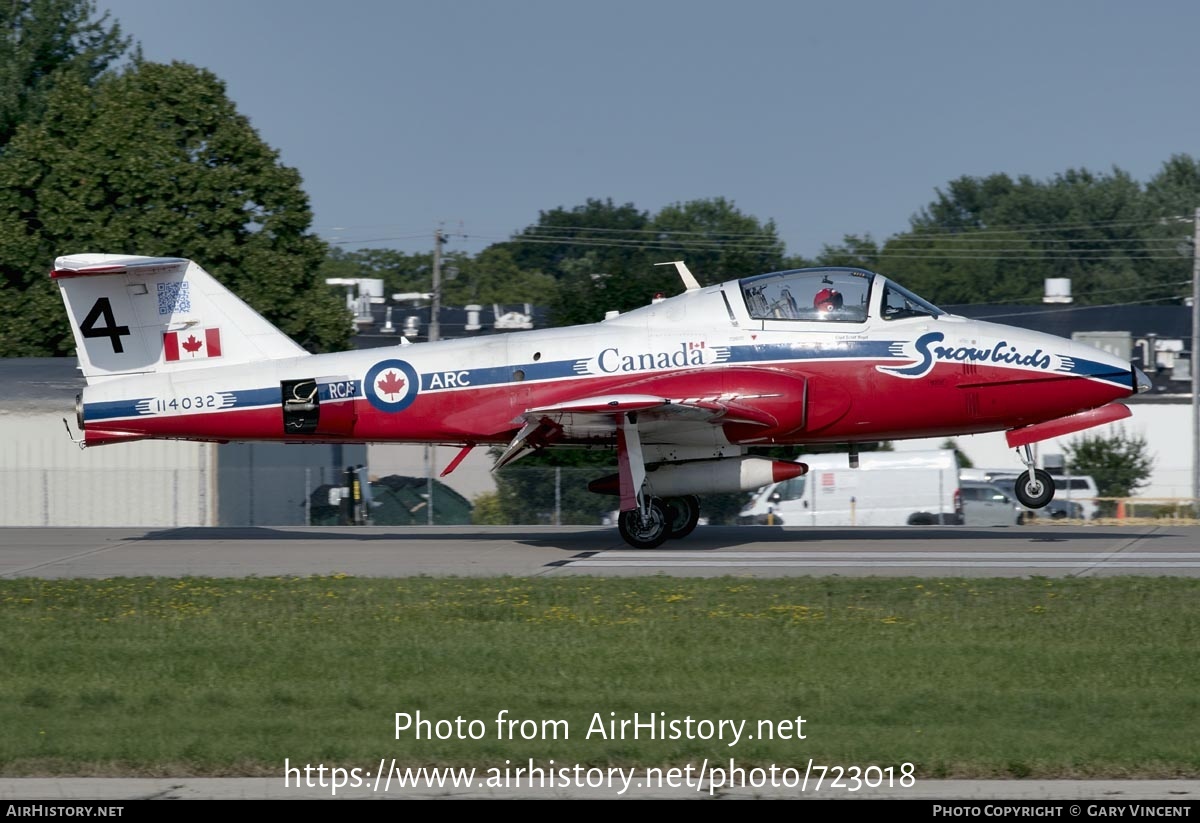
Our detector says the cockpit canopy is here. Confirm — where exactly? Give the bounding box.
[738,267,944,324]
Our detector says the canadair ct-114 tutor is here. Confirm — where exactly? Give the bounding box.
[53,254,1149,547]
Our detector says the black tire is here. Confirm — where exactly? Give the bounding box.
[1014,469,1055,509]
[617,499,670,549]
[662,495,701,539]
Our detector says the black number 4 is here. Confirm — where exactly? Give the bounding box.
[80,297,131,353]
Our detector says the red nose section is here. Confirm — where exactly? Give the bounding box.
[772,461,808,482]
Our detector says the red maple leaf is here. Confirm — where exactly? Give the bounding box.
[377,370,405,398]
[182,335,203,355]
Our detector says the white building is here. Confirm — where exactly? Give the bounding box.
[0,359,361,527]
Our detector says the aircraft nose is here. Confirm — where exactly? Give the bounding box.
[1133,363,1152,394]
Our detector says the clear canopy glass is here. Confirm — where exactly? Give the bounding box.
[738,268,943,323]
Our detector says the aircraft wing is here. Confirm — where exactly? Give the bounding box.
[492,392,779,470]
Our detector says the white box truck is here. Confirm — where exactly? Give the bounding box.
[738,449,962,527]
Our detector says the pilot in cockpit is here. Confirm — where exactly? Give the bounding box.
[813,287,844,314]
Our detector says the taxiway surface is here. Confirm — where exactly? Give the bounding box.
[2,524,1198,578]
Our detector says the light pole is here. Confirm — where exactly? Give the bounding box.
[427,226,446,525]
[1192,208,1200,510]
[430,226,444,343]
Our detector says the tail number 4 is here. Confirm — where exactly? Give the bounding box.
[80,298,131,353]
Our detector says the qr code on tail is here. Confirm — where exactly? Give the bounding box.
[157,281,191,315]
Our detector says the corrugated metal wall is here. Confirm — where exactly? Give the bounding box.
[0,415,213,526]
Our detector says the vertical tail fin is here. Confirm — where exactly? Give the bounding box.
[53,254,308,384]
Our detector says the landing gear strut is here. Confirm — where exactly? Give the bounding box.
[613,413,706,548]
[1013,444,1055,509]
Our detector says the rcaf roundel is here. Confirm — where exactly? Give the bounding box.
[364,359,420,413]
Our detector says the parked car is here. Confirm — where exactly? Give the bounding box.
[1024,498,1086,521]
[958,480,1023,526]
[963,469,1099,520]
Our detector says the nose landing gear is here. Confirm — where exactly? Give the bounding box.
[1015,468,1055,508]
[1013,444,1055,509]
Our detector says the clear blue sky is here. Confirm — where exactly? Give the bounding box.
[100,0,1200,261]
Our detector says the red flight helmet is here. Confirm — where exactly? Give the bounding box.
[814,287,843,312]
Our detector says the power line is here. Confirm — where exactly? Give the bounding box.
[513,224,783,239]
[964,295,1190,320]
[900,214,1195,237]
[849,251,1191,261]
[947,280,1192,308]
[319,214,1197,261]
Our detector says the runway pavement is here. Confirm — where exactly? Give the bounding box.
[4,523,1198,802]
[2,523,1200,579]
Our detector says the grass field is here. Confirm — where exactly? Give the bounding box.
[2,575,1198,778]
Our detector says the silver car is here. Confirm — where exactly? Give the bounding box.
[959,480,1022,526]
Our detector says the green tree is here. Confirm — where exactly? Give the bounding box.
[648,197,786,285]
[499,197,787,326]
[1140,154,1200,290]
[445,246,557,307]
[319,245,559,321]
[867,167,1177,307]
[813,234,882,270]
[1063,426,1153,514]
[320,247,435,297]
[469,491,506,525]
[499,198,660,326]
[503,197,651,277]
[1144,154,1200,215]
[491,449,617,526]
[0,60,349,355]
[0,0,132,149]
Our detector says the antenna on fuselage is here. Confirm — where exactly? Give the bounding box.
[655,261,701,291]
[62,418,85,450]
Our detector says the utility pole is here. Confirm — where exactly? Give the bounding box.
[427,225,444,525]
[430,225,443,344]
[1192,207,1200,510]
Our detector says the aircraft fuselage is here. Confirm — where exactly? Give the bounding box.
[78,279,1139,450]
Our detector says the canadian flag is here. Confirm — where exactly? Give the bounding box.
[163,328,223,361]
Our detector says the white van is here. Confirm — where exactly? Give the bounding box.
[739,449,962,527]
[1048,475,1100,520]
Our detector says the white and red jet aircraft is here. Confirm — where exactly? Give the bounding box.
[53,254,1149,547]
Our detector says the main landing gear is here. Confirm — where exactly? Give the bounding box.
[617,495,701,549]
[1013,444,1055,509]
[663,495,701,539]
[614,413,705,548]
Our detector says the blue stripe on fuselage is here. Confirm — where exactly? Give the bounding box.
[1057,356,1134,389]
[86,340,1122,422]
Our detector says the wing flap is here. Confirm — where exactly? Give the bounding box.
[492,392,778,470]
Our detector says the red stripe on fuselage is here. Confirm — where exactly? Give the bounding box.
[83,361,1134,446]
